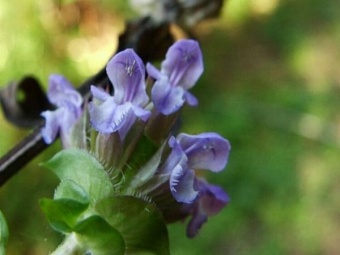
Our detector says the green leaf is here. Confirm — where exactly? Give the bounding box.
[40,198,89,233]
[42,149,113,204]
[74,215,125,255]
[0,211,9,255]
[54,179,90,203]
[97,196,170,255]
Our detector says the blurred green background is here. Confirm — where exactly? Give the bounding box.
[1,0,340,254]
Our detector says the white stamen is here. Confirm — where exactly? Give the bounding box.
[126,60,136,76]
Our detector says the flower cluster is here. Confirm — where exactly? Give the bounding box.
[41,39,230,250]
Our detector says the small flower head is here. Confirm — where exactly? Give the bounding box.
[89,49,151,139]
[147,39,203,115]
[40,40,232,245]
[160,132,230,203]
[41,74,82,147]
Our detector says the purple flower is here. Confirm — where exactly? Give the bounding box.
[160,132,230,203]
[147,39,203,115]
[184,179,229,238]
[41,74,82,147]
[89,49,151,139]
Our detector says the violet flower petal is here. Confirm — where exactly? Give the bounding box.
[160,136,187,175]
[200,182,229,216]
[146,63,162,80]
[147,39,203,115]
[90,49,151,135]
[162,39,203,90]
[151,75,185,115]
[106,49,148,106]
[130,104,151,122]
[162,137,199,203]
[47,74,82,108]
[177,132,230,172]
[41,75,82,146]
[186,179,229,238]
[90,99,151,135]
[162,133,230,203]
[186,209,207,238]
[170,167,198,203]
[184,91,198,106]
[117,104,151,139]
[41,109,63,144]
[90,86,111,101]
[89,98,130,134]
[41,103,80,146]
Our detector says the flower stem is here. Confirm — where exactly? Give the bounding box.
[50,233,82,255]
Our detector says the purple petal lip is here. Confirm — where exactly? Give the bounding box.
[186,179,229,238]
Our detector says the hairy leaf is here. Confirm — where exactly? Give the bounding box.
[74,215,125,255]
[42,149,114,204]
[40,198,89,233]
[97,196,170,255]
